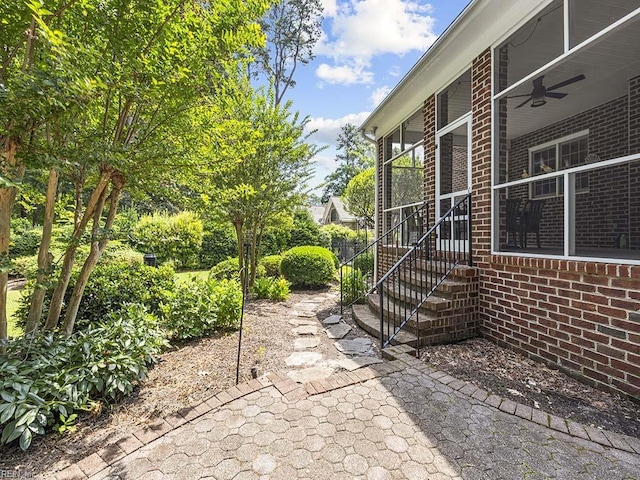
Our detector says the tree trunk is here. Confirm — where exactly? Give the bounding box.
[25,168,59,334]
[233,221,247,289]
[62,177,122,335]
[44,167,113,330]
[0,138,22,352]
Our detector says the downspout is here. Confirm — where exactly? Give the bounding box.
[360,127,378,280]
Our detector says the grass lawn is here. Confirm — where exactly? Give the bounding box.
[7,288,23,337]
[175,270,209,284]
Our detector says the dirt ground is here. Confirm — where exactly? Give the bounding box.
[1,287,638,476]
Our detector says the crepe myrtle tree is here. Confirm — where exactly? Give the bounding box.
[197,81,321,287]
[0,0,270,340]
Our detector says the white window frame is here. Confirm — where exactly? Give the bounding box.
[528,130,589,199]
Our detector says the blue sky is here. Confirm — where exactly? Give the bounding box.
[281,0,472,195]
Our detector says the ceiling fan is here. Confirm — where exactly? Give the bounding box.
[509,74,586,108]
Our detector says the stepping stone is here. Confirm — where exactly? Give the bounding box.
[293,310,316,318]
[325,323,351,339]
[287,366,335,383]
[322,314,342,325]
[288,318,317,326]
[336,357,383,371]
[334,338,372,355]
[285,352,323,367]
[292,325,318,335]
[294,337,321,350]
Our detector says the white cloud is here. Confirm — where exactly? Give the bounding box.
[305,111,372,145]
[322,0,338,17]
[388,65,402,77]
[370,86,392,107]
[318,0,436,60]
[316,63,374,85]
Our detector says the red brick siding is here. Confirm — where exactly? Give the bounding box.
[471,48,493,262]
[480,257,640,398]
[423,95,436,227]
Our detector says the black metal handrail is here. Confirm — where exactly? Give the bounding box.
[339,203,429,313]
[377,193,473,349]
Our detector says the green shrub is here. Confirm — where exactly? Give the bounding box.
[99,241,143,266]
[340,267,368,305]
[259,255,282,277]
[0,306,167,450]
[199,223,237,269]
[321,224,357,242]
[353,251,374,276]
[162,279,243,340]
[15,262,175,330]
[281,246,337,288]
[73,262,175,327]
[209,257,240,280]
[112,208,139,243]
[253,276,290,301]
[8,255,39,279]
[210,257,265,281]
[259,224,291,256]
[10,219,42,258]
[133,211,203,269]
[288,209,325,248]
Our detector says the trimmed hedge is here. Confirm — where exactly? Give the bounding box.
[281,246,337,288]
[258,255,283,277]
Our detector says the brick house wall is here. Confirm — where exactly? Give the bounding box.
[467,51,640,398]
[375,47,640,399]
[480,257,640,398]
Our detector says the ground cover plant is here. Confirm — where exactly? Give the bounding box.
[0,307,167,450]
[162,278,243,340]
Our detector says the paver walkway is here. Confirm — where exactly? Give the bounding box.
[57,348,640,480]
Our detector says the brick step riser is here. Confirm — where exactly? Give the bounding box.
[380,280,478,306]
[355,301,478,347]
[367,294,478,335]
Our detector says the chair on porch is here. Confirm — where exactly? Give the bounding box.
[520,199,546,248]
[505,198,522,247]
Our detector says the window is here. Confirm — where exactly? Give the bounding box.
[529,133,589,198]
[437,69,471,129]
[382,108,425,236]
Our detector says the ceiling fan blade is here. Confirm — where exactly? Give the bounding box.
[515,97,532,109]
[506,94,533,98]
[546,74,585,91]
[545,91,567,99]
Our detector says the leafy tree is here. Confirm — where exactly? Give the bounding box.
[343,167,375,228]
[321,123,375,202]
[1,0,270,342]
[251,0,323,105]
[0,0,94,345]
[289,208,323,247]
[198,82,320,286]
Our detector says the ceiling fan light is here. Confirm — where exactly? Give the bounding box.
[531,94,546,107]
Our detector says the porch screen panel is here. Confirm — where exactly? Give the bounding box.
[569,0,640,48]
[438,124,468,196]
[574,159,640,259]
[494,0,564,94]
[437,69,471,130]
[388,145,424,208]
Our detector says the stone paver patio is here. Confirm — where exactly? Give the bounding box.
[55,348,640,480]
